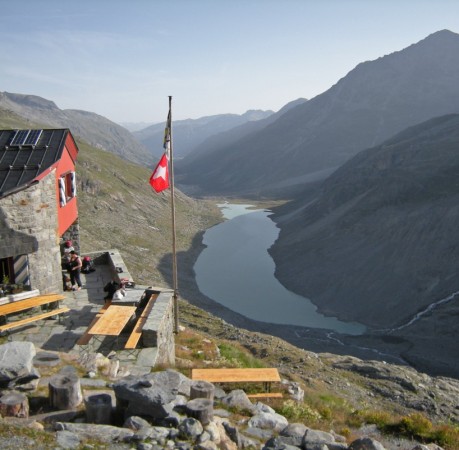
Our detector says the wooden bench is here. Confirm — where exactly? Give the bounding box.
[76,301,112,346]
[191,368,283,398]
[246,392,284,399]
[125,293,158,349]
[0,294,68,333]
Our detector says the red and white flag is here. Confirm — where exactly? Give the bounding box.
[149,152,169,192]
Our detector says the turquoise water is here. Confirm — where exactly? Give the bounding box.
[194,203,366,335]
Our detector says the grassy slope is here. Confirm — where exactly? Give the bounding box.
[75,139,220,286]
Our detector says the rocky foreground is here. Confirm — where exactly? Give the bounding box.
[1,326,458,449]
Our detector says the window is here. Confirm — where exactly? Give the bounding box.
[0,257,14,284]
[59,171,76,207]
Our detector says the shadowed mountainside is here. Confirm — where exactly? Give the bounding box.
[270,114,459,377]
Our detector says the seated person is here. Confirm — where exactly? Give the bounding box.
[112,283,126,301]
[81,256,96,273]
[103,280,119,301]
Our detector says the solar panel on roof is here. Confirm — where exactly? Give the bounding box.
[10,130,30,146]
[10,129,44,147]
[23,129,42,146]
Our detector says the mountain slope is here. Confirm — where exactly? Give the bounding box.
[0,91,151,166]
[179,29,459,196]
[134,109,274,159]
[270,113,459,327]
[177,98,307,169]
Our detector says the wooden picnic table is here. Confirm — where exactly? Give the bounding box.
[191,368,282,397]
[0,294,68,333]
[88,305,136,336]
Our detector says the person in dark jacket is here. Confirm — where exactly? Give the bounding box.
[68,251,82,291]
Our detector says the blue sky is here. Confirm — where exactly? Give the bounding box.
[1,0,459,124]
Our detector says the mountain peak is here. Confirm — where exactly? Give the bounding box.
[1,91,59,110]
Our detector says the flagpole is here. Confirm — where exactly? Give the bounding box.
[168,95,179,333]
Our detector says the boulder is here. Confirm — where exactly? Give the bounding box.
[0,342,36,385]
[302,428,338,450]
[248,411,289,432]
[279,422,309,446]
[348,437,386,450]
[178,417,204,441]
[220,389,254,412]
[55,422,134,443]
[113,370,182,418]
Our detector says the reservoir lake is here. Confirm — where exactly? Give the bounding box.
[194,204,366,335]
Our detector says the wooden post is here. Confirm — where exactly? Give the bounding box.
[190,380,215,402]
[85,393,112,424]
[186,398,213,425]
[49,373,83,410]
[0,392,29,418]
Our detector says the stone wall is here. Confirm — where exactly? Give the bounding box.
[0,172,62,294]
[142,289,176,367]
[83,250,176,367]
[61,221,80,255]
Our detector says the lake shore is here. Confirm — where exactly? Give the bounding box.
[177,230,410,366]
[172,201,458,380]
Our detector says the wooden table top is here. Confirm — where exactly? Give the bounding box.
[191,368,281,383]
[88,305,136,336]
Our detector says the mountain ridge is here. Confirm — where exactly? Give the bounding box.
[0,91,152,166]
[178,29,459,197]
[134,108,274,159]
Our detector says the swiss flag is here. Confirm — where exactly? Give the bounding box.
[149,153,169,192]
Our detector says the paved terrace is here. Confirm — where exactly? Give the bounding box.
[3,260,169,376]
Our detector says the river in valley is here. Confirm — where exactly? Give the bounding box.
[194,203,366,335]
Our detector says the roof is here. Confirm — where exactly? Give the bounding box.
[0,129,70,198]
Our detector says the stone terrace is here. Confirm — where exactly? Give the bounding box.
[2,251,174,376]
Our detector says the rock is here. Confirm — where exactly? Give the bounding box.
[239,433,260,449]
[348,437,387,450]
[11,367,40,391]
[178,417,203,441]
[302,428,337,449]
[33,351,61,367]
[0,342,36,385]
[113,371,182,419]
[100,358,119,378]
[204,420,221,444]
[223,421,242,447]
[78,352,109,374]
[279,422,309,446]
[283,380,304,402]
[196,441,218,450]
[56,430,81,449]
[252,401,276,414]
[244,426,274,440]
[221,389,254,412]
[214,418,238,450]
[147,426,171,441]
[248,411,289,432]
[124,415,151,431]
[263,436,302,449]
[55,422,134,443]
